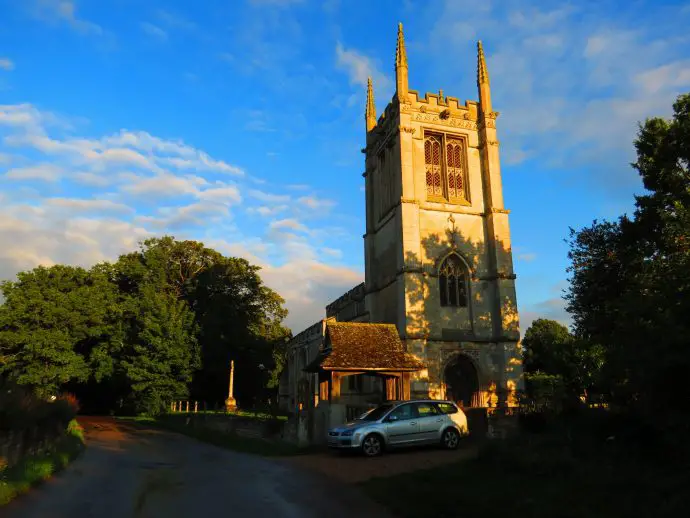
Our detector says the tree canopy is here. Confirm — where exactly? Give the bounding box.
[0,236,290,415]
[565,93,690,446]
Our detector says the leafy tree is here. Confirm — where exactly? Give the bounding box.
[0,236,289,413]
[522,319,574,375]
[522,318,604,405]
[114,236,290,407]
[119,285,199,415]
[0,265,122,398]
[566,93,690,447]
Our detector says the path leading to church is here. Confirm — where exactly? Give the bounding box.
[2,417,393,518]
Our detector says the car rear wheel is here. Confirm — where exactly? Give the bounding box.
[361,434,383,457]
[442,428,460,450]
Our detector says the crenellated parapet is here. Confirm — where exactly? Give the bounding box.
[325,282,367,320]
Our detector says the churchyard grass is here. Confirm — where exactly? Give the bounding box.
[360,431,689,518]
[0,419,86,506]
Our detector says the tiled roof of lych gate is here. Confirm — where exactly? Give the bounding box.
[304,322,425,372]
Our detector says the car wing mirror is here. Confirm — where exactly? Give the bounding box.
[386,415,398,422]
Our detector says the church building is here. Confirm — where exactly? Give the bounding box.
[279,24,523,443]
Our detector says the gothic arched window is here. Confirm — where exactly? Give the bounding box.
[424,132,468,202]
[439,254,468,307]
[425,134,443,197]
[446,137,466,200]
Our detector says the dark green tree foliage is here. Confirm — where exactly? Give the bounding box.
[0,265,122,398]
[566,94,690,447]
[522,319,604,408]
[0,236,290,414]
[116,237,290,408]
[120,286,199,415]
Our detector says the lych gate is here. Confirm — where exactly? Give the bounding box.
[303,321,425,435]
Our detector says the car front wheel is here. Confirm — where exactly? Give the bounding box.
[361,434,383,457]
[441,428,460,450]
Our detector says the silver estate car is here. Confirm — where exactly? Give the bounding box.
[327,400,469,457]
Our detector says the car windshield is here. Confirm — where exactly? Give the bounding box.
[357,404,394,421]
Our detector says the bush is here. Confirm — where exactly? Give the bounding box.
[0,419,85,506]
[0,382,78,433]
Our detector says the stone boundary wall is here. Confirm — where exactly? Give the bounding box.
[169,414,287,441]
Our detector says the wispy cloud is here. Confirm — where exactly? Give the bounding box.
[0,58,14,71]
[335,42,390,92]
[155,9,196,31]
[31,0,103,36]
[426,0,690,193]
[0,102,355,332]
[5,164,63,182]
[244,110,275,132]
[248,189,290,203]
[297,196,335,211]
[140,22,168,41]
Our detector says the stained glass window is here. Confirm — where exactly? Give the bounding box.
[439,254,468,307]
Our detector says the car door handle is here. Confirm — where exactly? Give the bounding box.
[409,422,417,425]
[436,418,443,422]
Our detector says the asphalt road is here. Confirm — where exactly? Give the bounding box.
[2,417,393,518]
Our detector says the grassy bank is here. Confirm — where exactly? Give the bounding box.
[0,420,86,506]
[361,434,690,518]
[119,415,314,457]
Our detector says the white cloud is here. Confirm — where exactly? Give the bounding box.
[244,110,275,132]
[249,205,289,217]
[634,60,690,94]
[521,297,572,332]
[321,247,342,259]
[5,164,63,181]
[137,202,229,229]
[155,9,196,31]
[269,218,309,233]
[248,189,290,203]
[297,195,336,211]
[425,0,689,190]
[0,107,245,181]
[335,42,391,93]
[46,198,133,213]
[32,0,103,35]
[0,102,352,334]
[140,22,168,41]
[121,172,207,197]
[197,184,242,205]
[0,58,14,71]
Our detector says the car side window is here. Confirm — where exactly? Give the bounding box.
[436,402,458,415]
[415,402,440,417]
[388,404,417,421]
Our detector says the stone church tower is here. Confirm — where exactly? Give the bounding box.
[362,25,523,406]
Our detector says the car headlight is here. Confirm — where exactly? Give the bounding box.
[341,429,355,436]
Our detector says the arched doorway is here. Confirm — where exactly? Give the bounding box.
[444,354,480,408]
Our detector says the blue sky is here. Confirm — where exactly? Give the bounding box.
[1,0,690,332]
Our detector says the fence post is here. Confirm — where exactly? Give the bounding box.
[185,401,190,413]
[194,401,198,413]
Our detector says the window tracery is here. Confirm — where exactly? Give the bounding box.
[439,254,468,307]
[424,134,443,197]
[446,138,465,200]
[424,132,468,202]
